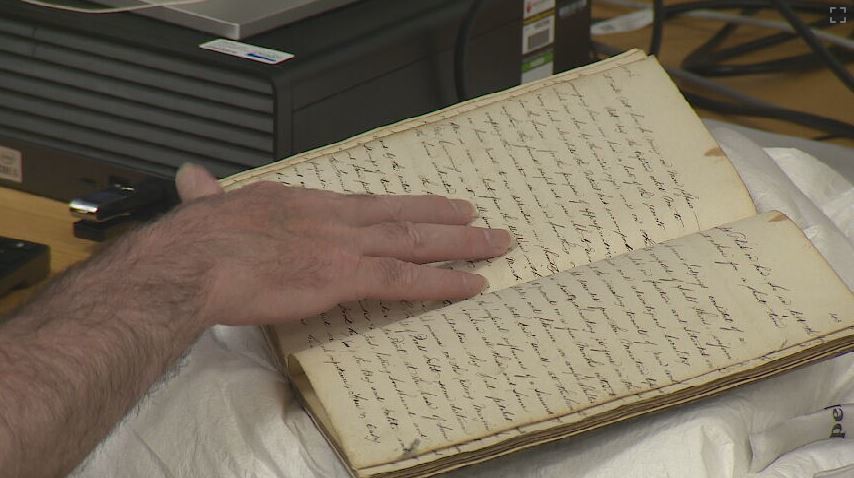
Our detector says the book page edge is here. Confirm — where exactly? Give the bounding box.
[289,356,362,478]
[361,333,854,478]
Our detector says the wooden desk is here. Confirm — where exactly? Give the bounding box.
[0,187,96,315]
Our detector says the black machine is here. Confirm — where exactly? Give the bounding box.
[0,0,591,238]
[0,235,49,299]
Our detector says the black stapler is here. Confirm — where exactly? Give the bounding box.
[69,178,178,242]
[0,236,50,298]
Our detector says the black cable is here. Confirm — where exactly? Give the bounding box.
[682,16,840,75]
[454,0,487,102]
[769,0,854,91]
[682,7,760,72]
[684,92,854,138]
[693,17,833,64]
[682,8,754,67]
[657,0,849,75]
[593,42,854,140]
[663,2,854,130]
[649,0,665,56]
[687,49,854,76]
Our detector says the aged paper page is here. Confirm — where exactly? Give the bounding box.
[292,213,853,475]
[224,52,756,355]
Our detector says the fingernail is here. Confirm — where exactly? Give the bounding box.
[176,162,196,185]
[507,235,518,251]
[176,162,223,200]
[477,275,490,293]
[175,163,198,201]
[451,199,478,219]
[485,229,513,251]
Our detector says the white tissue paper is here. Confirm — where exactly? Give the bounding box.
[749,404,852,472]
[764,147,854,245]
[72,127,854,478]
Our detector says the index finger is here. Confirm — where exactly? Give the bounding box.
[335,194,478,226]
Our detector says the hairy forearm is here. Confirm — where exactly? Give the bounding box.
[0,165,508,476]
[0,223,209,478]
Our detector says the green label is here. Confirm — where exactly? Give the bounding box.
[522,49,554,73]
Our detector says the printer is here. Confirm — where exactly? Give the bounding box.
[0,0,590,235]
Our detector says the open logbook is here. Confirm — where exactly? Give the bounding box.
[220,50,854,478]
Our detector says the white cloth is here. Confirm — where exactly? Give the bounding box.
[73,127,854,478]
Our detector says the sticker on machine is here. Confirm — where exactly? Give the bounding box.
[524,0,555,19]
[0,146,22,183]
[522,11,555,55]
[199,39,294,65]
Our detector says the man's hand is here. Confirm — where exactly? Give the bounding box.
[156,163,510,326]
[0,163,512,478]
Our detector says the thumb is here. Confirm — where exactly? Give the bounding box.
[175,163,224,202]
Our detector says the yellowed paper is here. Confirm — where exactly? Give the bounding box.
[225,53,755,357]
[293,213,853,474]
